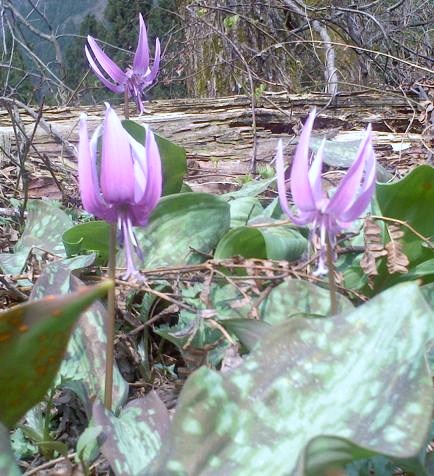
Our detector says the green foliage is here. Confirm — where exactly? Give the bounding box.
[128,192,230,269]
[0,280,112,428]
[63,221,110,265]
[215,223,307,261]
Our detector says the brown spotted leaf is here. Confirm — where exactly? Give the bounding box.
[30,256,128,414]
[0,280,112,428]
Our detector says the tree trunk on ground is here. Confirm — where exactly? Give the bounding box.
[0,92,430,195]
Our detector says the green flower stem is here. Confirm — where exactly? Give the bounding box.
[124,90,130,120]
[326,236,338,316]
[104,223,117,410]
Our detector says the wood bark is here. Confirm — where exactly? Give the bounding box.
[0,92,430,192]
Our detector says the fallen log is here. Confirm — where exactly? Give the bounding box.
[0,91,431,194]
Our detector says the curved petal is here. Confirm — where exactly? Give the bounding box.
[326,125,373,217]
[87,36,127,85]
[339,138,376,222]
[308,138,325,209]
[129,127,162,226]
[290,110,317,212]
[133,14,150,75]
[147,38,161,83]
[85,45,125,93]
[78,114,114,220]
[275,139,316,226]
[100,104,135,204]
[275,139,294,219]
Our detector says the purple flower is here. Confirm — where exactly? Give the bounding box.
[276,110,376,274]
[85,14,160,114]
[78,103,162,277]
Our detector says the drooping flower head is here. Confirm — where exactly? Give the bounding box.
[78,103,162,277]
[276,110,376,274]
[85,14,160,114]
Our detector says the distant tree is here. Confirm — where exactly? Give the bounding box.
[0,34,35,102]
[64,14,111,103]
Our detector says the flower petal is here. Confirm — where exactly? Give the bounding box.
[326,125,373,217]
[129,127,162,226]
[147,38,161,83]
[275,139,316,226]
[308,138,325,208]
[87,36,127,85]
[100,104,135,204]
[290,110,317,212]
[133,13,150,75]
[78,114,114,221]
[275,139,293,219]
[339,133,376,222]
[85,46,125,93]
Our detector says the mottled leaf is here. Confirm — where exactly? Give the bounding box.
[30,256,128,414]
[228,197,264,228]
[260,278,353,324]
[222,177,275,200]
[122,120,187,195]
[215,225,306,261]
[220,318,271,351]
[131,192,230,269]
[151,282,434,475]
[92,392,170,475]
[0,423,21,476]
[0,200,72,275]
[0,279,112,428]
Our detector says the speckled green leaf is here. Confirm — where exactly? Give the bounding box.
[0,200,72,275]
[131,193,230,269]
[215,225,306,261]
[260,278,353,324]
[421,282,434,310]
[151,282,434,475]
[62,221,110,265]
[122,120,187,195]
[0,422,21,476]
[92,392,170,475]
[222,177,275,200]
[0,279,112,428]
[229,197,264,228]
[30,256,128,414]
[220,318,272,351]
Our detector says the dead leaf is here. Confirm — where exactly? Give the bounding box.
[384,223,409,274]
[360,218,387,285]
